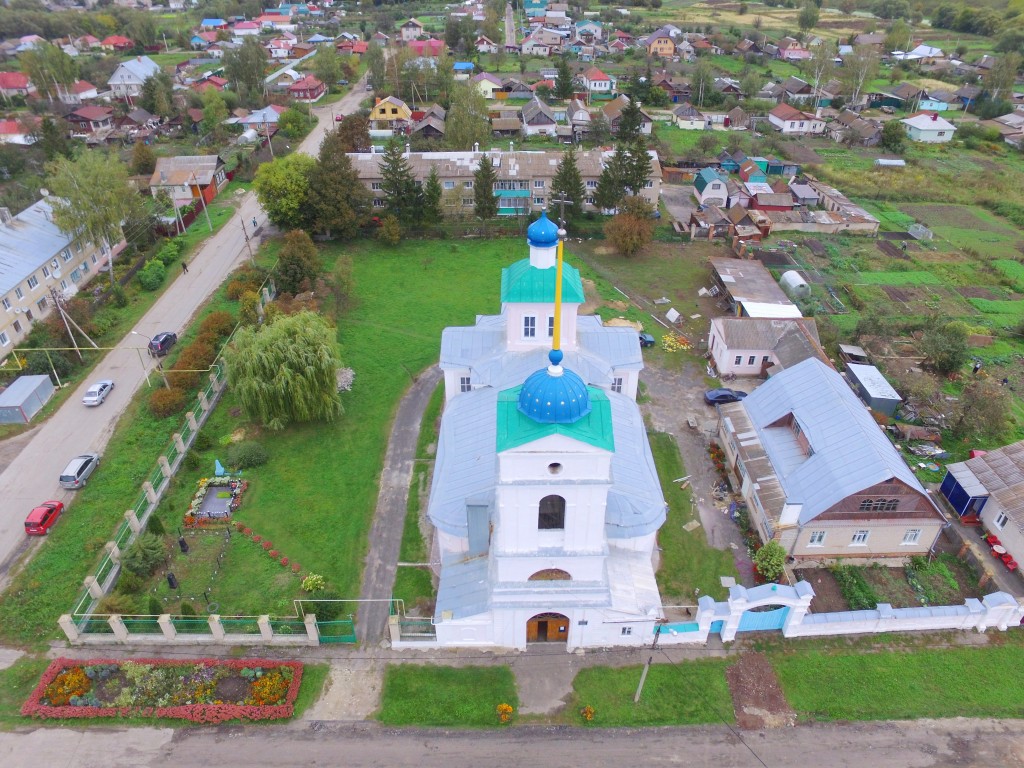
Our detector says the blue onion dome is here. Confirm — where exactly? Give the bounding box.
[527,210,560,248]
[517,349,592,424]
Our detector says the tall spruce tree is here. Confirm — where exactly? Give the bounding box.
[473,154,498,221]
[624,138,652,197]
[549,146,586,221]
[379,140,421,224]
[423,166,444,222]
[309,129,373,239]
[594,144,631,211]
[554,55,575,100]
[616,97,643,142]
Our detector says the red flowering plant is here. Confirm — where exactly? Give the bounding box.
[22,658,303,724]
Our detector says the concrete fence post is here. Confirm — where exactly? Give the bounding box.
[186,412,199,433]
[107,615,130,643]
[173,433,186,454]
[84,576,104,599]
[158,614,177,639]
[304,613,320,645]
[158,456,172,478]
[208,614,226,642]
[59,614,81,643]
[142,481,158,504]
[257,615,274,641]
[124,509,142,534]
[388,614,401,645]
[104,541,121,563]
[210,372,224,393]
[198,391,210,413]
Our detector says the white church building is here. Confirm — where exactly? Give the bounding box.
[421,213,668,650]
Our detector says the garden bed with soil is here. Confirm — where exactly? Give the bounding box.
[22,658,302,723]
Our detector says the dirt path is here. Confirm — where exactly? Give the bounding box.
[726,652,797,729]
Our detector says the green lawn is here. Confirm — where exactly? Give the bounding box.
[772,646,1024,721]
[0,657,51,728]
[651,432,738,601]
[567,662,735,727]
[377,665,519,726]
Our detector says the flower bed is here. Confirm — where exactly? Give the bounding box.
[22,658,302,724]
[185,477,248,527]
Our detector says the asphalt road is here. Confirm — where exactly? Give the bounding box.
[1,719,1022,768]
[0,79,366,584]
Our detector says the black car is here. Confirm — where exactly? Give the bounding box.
[639,333,656,348]
[704,388,747,405]
[148,331,178,357]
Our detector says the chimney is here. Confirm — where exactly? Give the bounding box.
[509,141,514,152]
[0,207,12,225]
[473,142,479,152]
[405,142,410,156]
[932,112,938,121]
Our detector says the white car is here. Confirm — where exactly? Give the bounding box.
[82,380,114,407]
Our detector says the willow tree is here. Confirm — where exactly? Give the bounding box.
[226,311,343,430]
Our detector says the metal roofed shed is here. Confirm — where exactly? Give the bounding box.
[845,363,902,416]
[0,374,55,423]
[838,343,870,365]
[709,256,802,319]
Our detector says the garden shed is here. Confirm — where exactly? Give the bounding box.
[779,270,811,299]
[844,363,902,416]
[0,374,55,424]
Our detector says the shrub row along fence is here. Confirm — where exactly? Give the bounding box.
[64,368,228,636]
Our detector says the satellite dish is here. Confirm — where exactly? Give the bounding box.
[51,259,59,268]
[14,308,22,313]
[53,270,62,279]
[40,188,49,197]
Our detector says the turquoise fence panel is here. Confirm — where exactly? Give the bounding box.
[316,619,356,643]
[737,606,790,633]
[270,618,306,635]
[710,620,724,635]
[79,616,115,634]
[122,617,163,634]
[220,617,262,634]
[94,554,115,586]
[171,617,212,634]
[659,622,700,634]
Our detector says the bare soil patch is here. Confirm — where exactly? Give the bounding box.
[725,652,796,729]
[902,204,1008,233]
[876,240,911,260]
[956,286,1002,300]
[804,239,827,258]
[794,567,849,613]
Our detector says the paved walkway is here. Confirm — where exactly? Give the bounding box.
[356,366,443,645]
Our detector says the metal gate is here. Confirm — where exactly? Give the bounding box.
[316,618,356,643]
[737,606,789,633]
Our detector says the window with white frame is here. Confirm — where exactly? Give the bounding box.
[372,198,385,207]
[643,180,653,188]
[463,180,473,188]
[809,530,826,546]
[620,626,632,636]
[523,316,536,338]
[42,266,50,278]
[91,254,97,264]
[585,196,594,205]
[12,320,21,333]
[0,332,8,346]
[902,529,921,545]
[60,279,68,291]
[62,249,73,262]
[762,355,770,364]
[534,196,544,205]
[734,355,742,365]
[586,180,597,188]
[851,530,870,545]
[1,297,9,310]
[995,512,1009,529]
[36,297,47,312]
[547,316,554,338]
[533,179,544,188]
[370,182,382,190]
[70,268,82,283]
[462,198,474,206]
[611,377,623,393]
[747,355,755,365]
[459,376,472,393]
[443,181,455,189]
[14,287,23,299]
[74,241,82,253]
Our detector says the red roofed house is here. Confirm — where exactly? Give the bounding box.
[266,38,295,59]
[768,103,825,135]
[101,35,134,52]
[581,66,614,94]
[288,74,326,102]
[0,118,36,145]
[191,75,229,94]
[408,38,445,57]
[58,80,98,105]
[0,72,34,99]
[75,35,101,51]
[232,21,261,36]
[67,106,114,134]
[255,14,297,32]
[532,79,555,91]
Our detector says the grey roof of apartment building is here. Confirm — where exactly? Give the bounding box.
[0,200,74,296]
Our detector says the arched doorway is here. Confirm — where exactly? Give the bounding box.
[526,612,570,643]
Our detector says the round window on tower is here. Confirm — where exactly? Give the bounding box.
[548,462,563,475]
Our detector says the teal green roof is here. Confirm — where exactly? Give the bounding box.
[500,258,585,304]
[497,385,614,452]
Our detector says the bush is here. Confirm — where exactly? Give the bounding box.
[831,565,880,610]
[147,596,163,616]
[97,593,138,615]
[198,311,235,340]
[309,590,344,620]
[227,441,269,469]
[183,450,200,470]
[301,574,326,593]
[178,602,196,617]
[155,239,183,266]
[147,515,166,536]
[170,341,216,389]
[149,387,187,418]
[116,571,146,595]
[193,431,212,451]
[121,533,166,577]
[753,541,786,582]
[110,285,128,308]
[137,258,167,291]
[226,265,267,299]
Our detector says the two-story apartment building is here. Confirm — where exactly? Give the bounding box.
[0,201,116,358]
[347,149,662,216]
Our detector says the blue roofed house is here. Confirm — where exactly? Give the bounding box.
[453,61,475,80]
[200,18,229,30]
[416,213,667,650]
[716,358,946,562]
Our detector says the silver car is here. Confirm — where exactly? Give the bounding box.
[82,380,114,407]
[59,453,100,490]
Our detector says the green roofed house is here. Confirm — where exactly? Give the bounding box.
[417,212,667,651]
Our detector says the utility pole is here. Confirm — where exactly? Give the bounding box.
[191,170,213,232]
[240,218,255,261]
[633,656,653,703]
[49,287,82,361]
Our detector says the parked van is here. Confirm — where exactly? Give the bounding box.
[59,453,100,489]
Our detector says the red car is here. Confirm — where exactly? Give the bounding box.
[25,501,64,536]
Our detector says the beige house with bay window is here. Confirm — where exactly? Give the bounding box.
[716,357,946,562]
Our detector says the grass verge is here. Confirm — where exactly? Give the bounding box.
[0,657,50,729]
[567,662,735,727]
[377,665,518,727]
[292,663,330,719]
[772,646,1024,721]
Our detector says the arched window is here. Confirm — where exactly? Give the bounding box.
[538,495,565,530]
[528,569,571,581]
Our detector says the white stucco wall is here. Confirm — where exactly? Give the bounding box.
[504,301,580,351]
